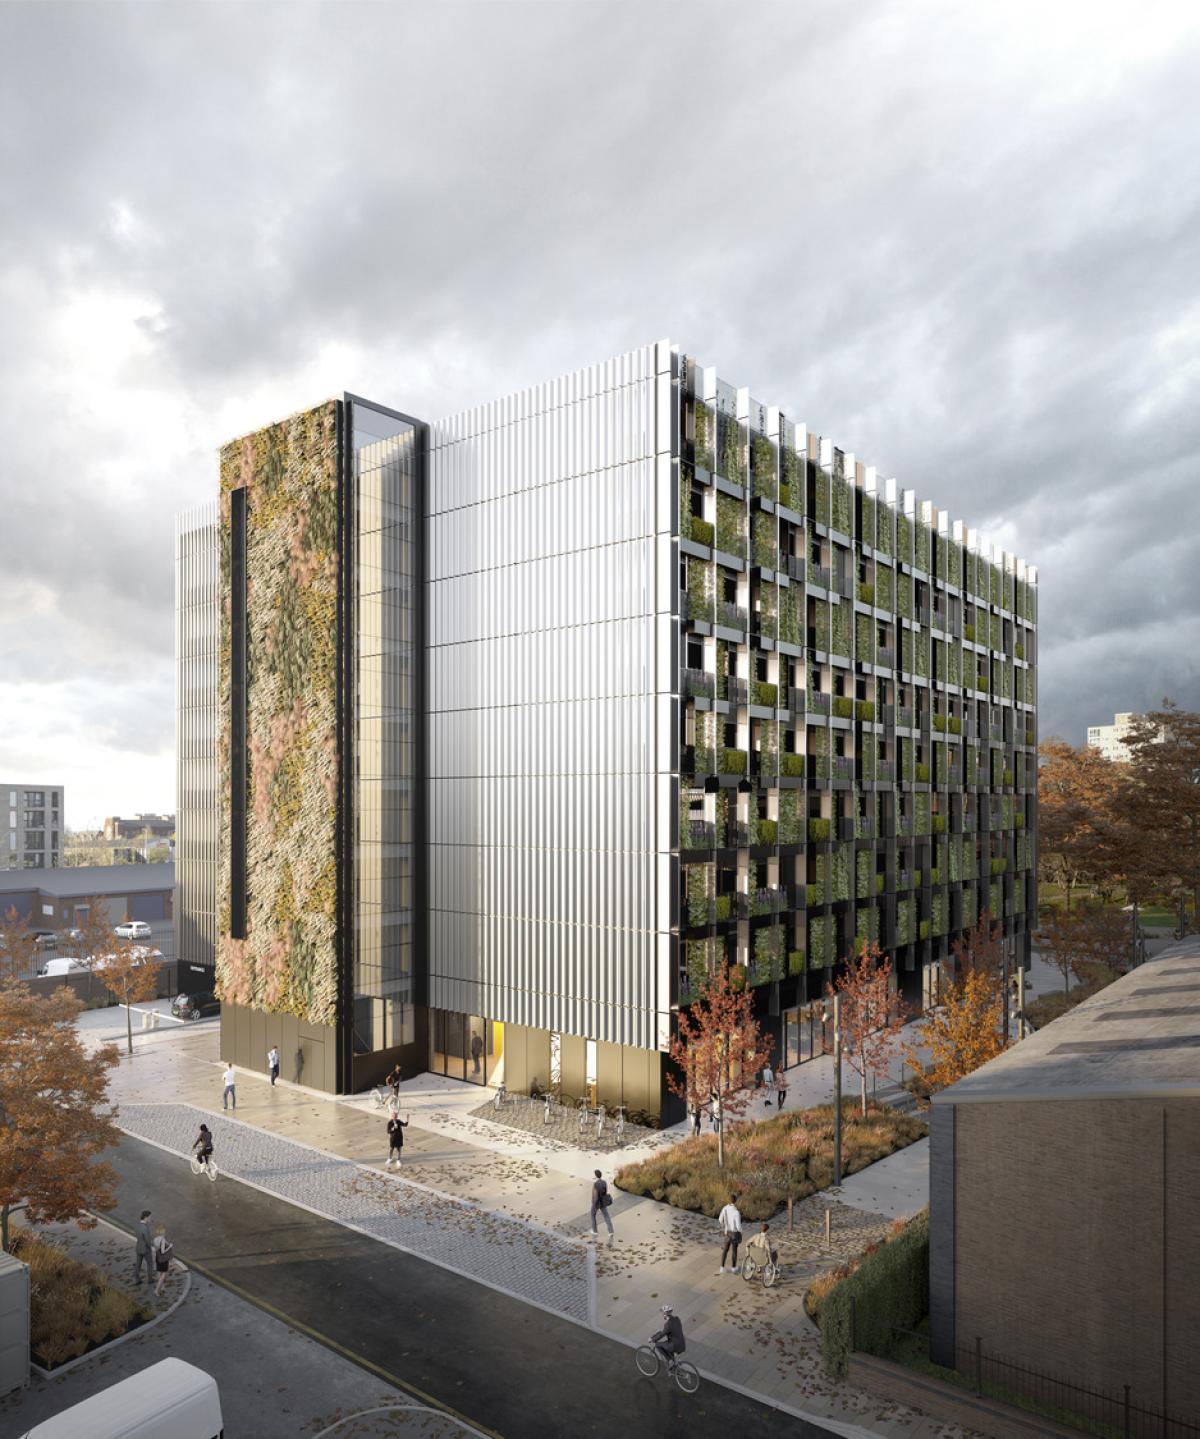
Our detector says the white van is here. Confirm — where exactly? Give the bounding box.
[36,957,85,978]
[19,1358,223,1438]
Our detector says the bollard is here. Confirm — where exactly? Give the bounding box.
[787,1196,794,1232]
[975,1336,983,1398]
[825,1208,831,1244]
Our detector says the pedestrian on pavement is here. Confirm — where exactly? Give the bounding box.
[267,1046,280,1087]
[710,1092,722,1133]
[691,1103,703,1137]
[152,1225,174,1296]
[761,1060,774,1107]
[133,1209,153,1284]
[470,1031,483,1075]
[222,1062,236,1110]
[386,1111,409,1168]
[590,1169,614,1240]
[775,1069,788,1109]
[716,1193,743,1274]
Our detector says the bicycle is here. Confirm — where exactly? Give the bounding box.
[189,1153,218,1183]
[595,1103,606,1141]
[740,1251,779,1287]
[371,1085,393,1109]
[493,1082,507,1111]
[614,1105,627,1141]
[578,1098,590,1134]
[635,1343,699,1394]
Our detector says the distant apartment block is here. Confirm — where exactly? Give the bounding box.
[178,343,1038,1115]
[103,813,175,842]
[1087,711,1165,763]
[1,784,63,869]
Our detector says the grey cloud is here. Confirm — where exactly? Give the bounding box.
[2,0,1199,818]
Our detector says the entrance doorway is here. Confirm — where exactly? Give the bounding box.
[429,1010,503,1086]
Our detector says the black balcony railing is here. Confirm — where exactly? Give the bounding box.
[809,564,832,590]
[786,555,805,583]
[718,600,747,630]
[681,819,715,849]
[750,886,788,916]
[786,687,806,716]
[896,706,913,727]
[682,667,714,698]
[876,645,895,668]
[832,756,854,780]
[808,691,831,715]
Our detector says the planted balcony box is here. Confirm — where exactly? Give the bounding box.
[718,747,747,775]
[832,696,853,719]
[754,680,779,707]
[690,516,715,548]
[788,949,805,977]
[693,402,715,471]
[933,713,946,732]
[751,435,777,502]
[916,762,930,783]
[808,816,831,842]
[855,699,875,722]
[715,494,746,558]
[831,476,853,536]
[932,813,946,834]
[780,752,805,778]
[756,818,778,846]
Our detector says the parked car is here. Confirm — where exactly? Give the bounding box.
[171,990,220,1021]
[37,956,88,978]
[34,931,61,950]
[90,946,163,972]
[18,1357,223,1439]
[115,920,153,940]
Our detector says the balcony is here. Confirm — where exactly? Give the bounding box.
[718,600,748,630]
[750,885,788,916]
[726,678,748,706]
[682,668,714,699]
[898,815,914,836]
[729,822,752,847]
[875,646,895,669]
[896,706,914,727]
[856,813,875,839]
[717,748,748,776]
[808,691,831,716]
[786,687,806,716]
[832,756,855,780]
[838,815,856,841]
[752,680,780,708]
[785,555,806,583]
[809,564,832,591]
[877,759,895,781]
[682,744,715,776]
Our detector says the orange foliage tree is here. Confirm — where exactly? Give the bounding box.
[0,906,38,982]
[1118,703,1200,917]
[1037,739,1122,909]
[908,966,1007,1099]
[827,941,907,1115]
[97,943,163,1056]
[667,964,772,1167]
[0,982,121,1250]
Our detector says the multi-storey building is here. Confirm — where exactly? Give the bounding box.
[183,342,1038,1115]
[1,784,64,869]
[104,813,175,842]
[1086,711,1165,763]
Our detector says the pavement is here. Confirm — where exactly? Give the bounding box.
[68,1018,972,1439]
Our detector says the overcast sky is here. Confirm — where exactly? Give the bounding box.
[1,0,1198,828]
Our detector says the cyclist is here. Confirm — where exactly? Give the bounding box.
[650,1304,686,1370]
[192,1123,214,1169]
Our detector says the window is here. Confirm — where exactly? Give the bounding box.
[24,791,44,806]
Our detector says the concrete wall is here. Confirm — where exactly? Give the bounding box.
[942,1097,1200,1424]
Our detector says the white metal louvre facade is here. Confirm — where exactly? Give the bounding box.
[425,342,677,1050]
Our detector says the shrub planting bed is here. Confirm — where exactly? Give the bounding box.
[12,1230,154,1369]
[614,1102,925,1221]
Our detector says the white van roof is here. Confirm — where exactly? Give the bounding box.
[21,1358,222,1439]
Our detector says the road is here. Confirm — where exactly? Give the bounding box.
[109,1136,837,1439]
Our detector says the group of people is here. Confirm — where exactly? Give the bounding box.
[133,1208,175,1297]
[690,1061,789,1135]
[715,1193,777,1275]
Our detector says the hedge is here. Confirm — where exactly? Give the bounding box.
[820,1207,930,1380]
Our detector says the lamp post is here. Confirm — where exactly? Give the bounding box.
[824,993,843,1187]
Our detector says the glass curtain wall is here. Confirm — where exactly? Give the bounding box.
[351,402,416,1058]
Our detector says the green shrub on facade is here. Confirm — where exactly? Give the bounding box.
[932,890,948,935]
[874,566,893,611]
[832,696,853,719]
[914,793,930,834]
[218,400,341,1025]
[753,511,777,568]
[780,752,805,778]
[719,748,747,775]
[690,516,714,548]
[778,789,802,844]
[831,601,851,657]
[855,699,875,722]
[948,715,961,734]
[754,680,779,707]
[875,872,885,895]
[933,712,946,732]
[831,844,851,903]
[780,586,801,645]
[856,849,872,900]
[831,476,853,536]
[856,905,880,946]
[914,523,930,572]
[875,506,892,556]
[781,445,800,506]
[719,413,745,486]
[808,914,831,968]
[811,604,830,652]
[686,864,712,926]
[896,512,912,563]
[895,898,915,946]
[788,949,805,976]
[808,816,831,842]
[860,494,876,547]
[756,818,778,845]
[694,402,714,470]
[716,493,745,557]
[714,894,732,922]
[751,435,777,500]
[686,557,712,615]
[897,571,913,620]
[919,920,929,941]
[915,762,929,783]
[991,878,1003,917]
[813,465,830,524]
[991,857,1007,875]
[932,813,946,834]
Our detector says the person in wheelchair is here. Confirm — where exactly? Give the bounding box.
[744,1221,778,1268]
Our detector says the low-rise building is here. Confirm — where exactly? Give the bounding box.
[103,813,175,842]
[1,783,63,869]
[0,862,175,934]
[930,947,1200,1430]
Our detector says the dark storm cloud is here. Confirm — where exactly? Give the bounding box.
[1,0,1199,820]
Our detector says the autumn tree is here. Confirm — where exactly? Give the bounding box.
[908,966,1007,1099]
[0,982,121,1251]
[1118,703,1200,919]
[97,942,163,1056]
[1037,739,1123,909]
[73,896,121,969]
[0,906,38,982]
[826,941,907,1116]
[1035,904,1132,993]
[667,964,772,1167]
[951,910,1005,981]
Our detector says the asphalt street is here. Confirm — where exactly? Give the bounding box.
[109,1135,836,1439]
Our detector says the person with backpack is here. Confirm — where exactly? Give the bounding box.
[716,1193,743,1274]
[590,1168,614,1240]
[152,1225,174,1296]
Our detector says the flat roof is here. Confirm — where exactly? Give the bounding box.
[0,862,174,897]
[934,940,1200,1105]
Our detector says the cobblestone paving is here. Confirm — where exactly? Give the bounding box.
[117,1104,591,1323]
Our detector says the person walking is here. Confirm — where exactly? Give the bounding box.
[133,1209,153,1284]
[761,1061,774,1106]
[775,1069,788,1109]
[222,1062,236,1111]
[716,1193,742,1274]
[152,1225,174,1297]
[470,1030,483,1075]
[385,1111,409,1168]
[267,1046,280,1087]
[590,1169,614,1241]
[691,1103,703,1137]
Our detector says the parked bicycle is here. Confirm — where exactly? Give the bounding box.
[492,1082,507,1111]
[594,1103,607,1140]
[614,1105,627,1141]
[578,1097,590,1133]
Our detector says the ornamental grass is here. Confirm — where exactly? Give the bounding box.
[615,1103,925,1221]
[11,1231,153,1368]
